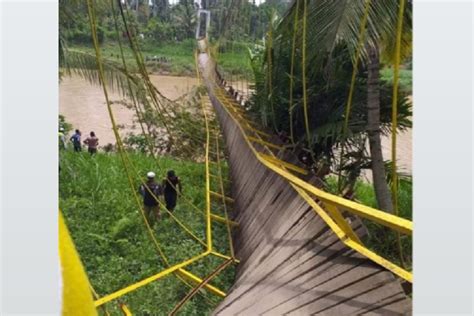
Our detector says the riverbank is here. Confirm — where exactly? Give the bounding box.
[59,74,199,145]
[69,41,253,77]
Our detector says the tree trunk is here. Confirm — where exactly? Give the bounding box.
[367,46,393,213]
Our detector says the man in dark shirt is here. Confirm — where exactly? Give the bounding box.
[162,170,182,212]
[70,129,82,152]
[139,171,162,225]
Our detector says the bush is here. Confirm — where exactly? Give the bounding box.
[123,134,149,153]
[111,217,140,240]
[59,115,73,134]
[59,151,235,314]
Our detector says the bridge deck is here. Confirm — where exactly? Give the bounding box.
[198,49,411,315]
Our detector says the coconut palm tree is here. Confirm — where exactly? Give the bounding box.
[365,1,412,213]
[367,45,394,212]
[250,0,412,210]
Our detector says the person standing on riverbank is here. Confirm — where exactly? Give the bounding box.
[59,127,66,150]
[162,170,182,212]
[83,131,99,155]
[70,129,82,152]
[139,172,162,225]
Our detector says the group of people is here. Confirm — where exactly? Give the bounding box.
[60,127,183,225]
[59,128,99,155]
[139,170,182,225]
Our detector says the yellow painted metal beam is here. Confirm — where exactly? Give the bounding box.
[248,136,284,151]
[210,174,231,183]
[259,153,308,175]
[210,190,234,203]
[211,251,240,264]
[201,97,212,251]
[295,186,412,282]
[169,259,233,315]
[119,304,132,316]
[214,89,414,283]
[176,268,226,297]
[211,213,239,227]
[323,202,362,245]
[242,124,272,138]
[260,155,412,236]
[94,251,209,307]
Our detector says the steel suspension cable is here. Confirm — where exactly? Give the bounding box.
[336,0,371,192]
[79,3,240,312]
[110,0,156,158]
[109,10,215,221]
[214,133,235,259]
[266,19,277,130]
[168,258,233,315]
[86,2,226,307]
[86,0,169,265]
[392,0,407,268]
[288,0,300,145]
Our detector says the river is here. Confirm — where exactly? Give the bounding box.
[60,74,411,175]
[59,74,199,145]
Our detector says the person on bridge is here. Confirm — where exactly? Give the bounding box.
[139,171,162,225]
[70,129,82,152]
[162,170,182,212]
[83,131,99,155]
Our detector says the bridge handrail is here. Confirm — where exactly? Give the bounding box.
[212,87,413,283]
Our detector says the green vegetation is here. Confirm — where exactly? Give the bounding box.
[70,40,252,77]
[59,1,413,312]
[245,1,413,225]
[60,0,287,78]
[59,114,73,134]
[69,41,195,76]
[60,150,234,315]
[380,67,412,94]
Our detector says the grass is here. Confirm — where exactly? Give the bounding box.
[70,39,253,77]
[325,176,412,269]
[380,67,412,94]
[59,149,235,315]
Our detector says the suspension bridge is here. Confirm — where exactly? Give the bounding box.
[60,0,413,314]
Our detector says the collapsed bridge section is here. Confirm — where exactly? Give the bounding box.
[197,47,412,315]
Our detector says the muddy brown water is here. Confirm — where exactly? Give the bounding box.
[59,74,199,145]
[60,73,411,175]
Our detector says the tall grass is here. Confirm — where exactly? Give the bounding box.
[59,150,234,315]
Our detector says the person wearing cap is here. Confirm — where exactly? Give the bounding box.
[59,127,66,150]
[139,171,162,225]
[162,170,182,212]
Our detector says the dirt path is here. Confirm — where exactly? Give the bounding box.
[361,129,412,181]
[59,74,198,145]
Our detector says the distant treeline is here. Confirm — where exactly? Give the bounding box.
[60,0,289,45]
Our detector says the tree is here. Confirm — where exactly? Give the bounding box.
[171,0,197,40]
[252,0,412,207]
[367,45,393,212]
[150,0,169,19]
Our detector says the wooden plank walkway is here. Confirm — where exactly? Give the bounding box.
[197,49,411,315]
[205,89,411,316]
